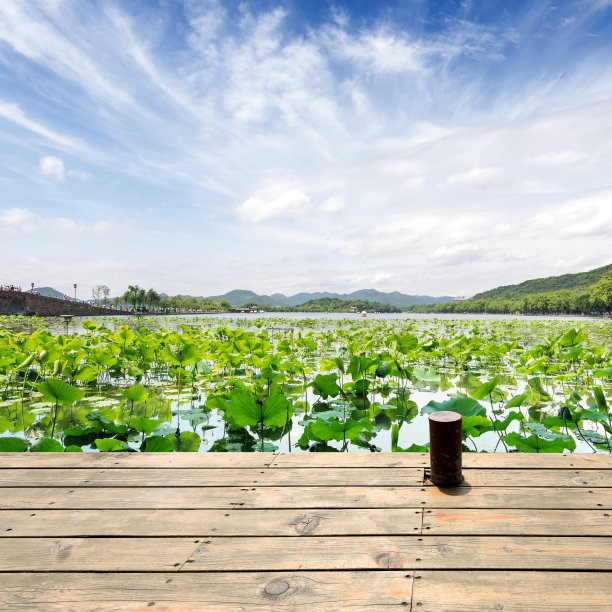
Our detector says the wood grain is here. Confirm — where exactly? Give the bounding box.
[238,485,612,509]
[0,452,275,468]
[180,535,612,571]
[422,508,612,535]
[2,452,608,469]
[2,536,609,571]
[0,467,424,487]
[2,467,609,487]
[0,508,423,537]
[412,571,612,611]
[451,468,612,487]
[0,571,415,610]
[1,485,609,509]
[272,452,611,469]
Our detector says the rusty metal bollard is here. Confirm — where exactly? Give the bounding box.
[428,411,463,486]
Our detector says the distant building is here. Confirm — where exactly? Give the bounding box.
[453,296,467,302]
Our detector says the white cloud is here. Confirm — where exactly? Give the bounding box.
[319,196,346,213]
[39,156,65,179]
[0,207,37,234]
[430,243,483,264]
[533,151,586,165]
[0,207,111,236]
[443,167,508,189]
[0,100,85,151]
[236,185,311,222]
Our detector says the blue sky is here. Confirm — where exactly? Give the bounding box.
[1,0,612,299]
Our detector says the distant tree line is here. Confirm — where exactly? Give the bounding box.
[408,271,612,315]
[102,285,231,311]
[472,263,612,301]
[264,297,402,313]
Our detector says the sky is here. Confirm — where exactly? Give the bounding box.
[1,0,612,300]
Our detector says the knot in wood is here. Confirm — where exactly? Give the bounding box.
[264,580,290,596]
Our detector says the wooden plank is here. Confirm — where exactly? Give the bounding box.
[0,508,423,537]
[0,487,247,509]
[2,536,610,571]
[452,468,612,488]
[0,467,425,487]
[1,452,609,469]
[412,571,612,611]
[0,571,415,610]
[3,466,611,488]
[0,538,200,571]
[423,509,612,535]
[272,452,612,469]
[183,535,612,571]
[0,452,275,468]
[1,485,609,509]
[238,486,612,510]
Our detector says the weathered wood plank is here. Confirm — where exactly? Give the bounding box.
[2,536,609,571]
[0,467,424,487]
[0,538,200,571]
[272,452,612,469]
[238,486,612,510]
[3,467,610,488]
[423,509,612,535]
[0,571,415,610]
[0,452,275,468]
[2,452,609,469]
[1,486,609,509]
[412,571,612,611]
[0,508,423,537]
[0,487,247,509]
[180,536,612,571]
[452,469,612,487]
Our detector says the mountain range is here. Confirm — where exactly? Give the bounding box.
[206,289,453,308]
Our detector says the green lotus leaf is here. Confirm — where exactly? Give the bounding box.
[421,397,486,418]
[144,436,174,452]
[470,376,500,400]
[130,417,162,435]
[593,367,612,378]
[173,431,201,452]
[120,384,149,404]
[95,438,129,452]
[31,438,64,452]
[375,361,393,378]
[309,373,341,399]
[35,379,85,405]
[0,437,28,452]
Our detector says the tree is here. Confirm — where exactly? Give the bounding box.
[92,284,110,306]
[589,271,612,311]
[100,285,110,305]
[122,285,146,309]
[146,288,160,308]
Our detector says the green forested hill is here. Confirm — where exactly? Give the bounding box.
[473,263,612,300]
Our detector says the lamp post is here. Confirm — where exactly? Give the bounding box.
[74,283,77,301]
[30,282,34,293]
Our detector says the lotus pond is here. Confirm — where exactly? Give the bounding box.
[0,314,611,453]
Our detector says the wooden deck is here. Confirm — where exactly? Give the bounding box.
[0,452,610,611]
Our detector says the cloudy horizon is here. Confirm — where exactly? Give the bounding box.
[1,0,611,300]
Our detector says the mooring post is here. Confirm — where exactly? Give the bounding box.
[428,411,463,486]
